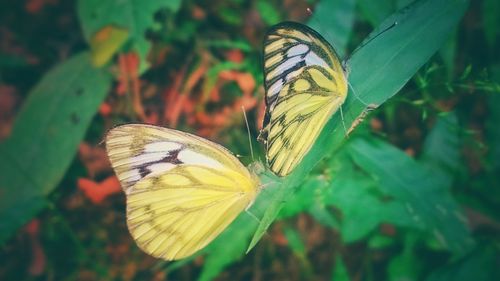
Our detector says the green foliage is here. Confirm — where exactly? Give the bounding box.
[0,53,112,244]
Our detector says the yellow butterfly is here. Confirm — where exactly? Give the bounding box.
[259,21,348,177]
[106,124,260,260]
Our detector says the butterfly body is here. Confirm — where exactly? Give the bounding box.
[106,124,260,260]
[259,22,348,176]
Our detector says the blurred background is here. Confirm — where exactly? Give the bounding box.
[0,0,499,280]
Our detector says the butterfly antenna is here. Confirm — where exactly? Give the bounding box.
[347,80,369,106]
[339,105,348,137]
[241,105,255,161]
[245,210,261,224]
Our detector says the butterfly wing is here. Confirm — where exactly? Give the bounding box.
[106,124,259,260]
[259,22,348,176]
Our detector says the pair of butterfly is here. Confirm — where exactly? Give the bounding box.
[106,22,349,261]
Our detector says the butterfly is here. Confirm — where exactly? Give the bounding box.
[106,124,260,260]
[258,21,348,177]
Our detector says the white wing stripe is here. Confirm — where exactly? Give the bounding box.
[144,141,182,153]
[178,149,225,168]
[305,51,329,68]
[130,152,170,165]
[146,163,176,177]
[267,56,302,82]
[268,80,283,98]
[287,44,309,57]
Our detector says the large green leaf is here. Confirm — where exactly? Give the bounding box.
[347,137,473,254]
[77,0,181,69]
[326,149,418,242]
[247,0,469,253]
[0,52,112,244]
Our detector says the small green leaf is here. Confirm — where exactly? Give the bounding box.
[439,29,457,80]
[368,234,395,249]
[388,235,420,281]
[420,112,462,188]
[89,25,129,67]
[284,227,306,257]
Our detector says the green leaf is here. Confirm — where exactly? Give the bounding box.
[486,65,500,171]
[247,0,469,255]
[332,255,351,281]
[89,25,130,67]
[327,150,416,242]
[77,0,181,71]
[0,52,112,244]
[388,235,420,281]
[308,0,356,57]
[420,112,462,188]
[368,234,395,249]
[439,29,458,80]
[284,227,306,257]
[346,137,474,254]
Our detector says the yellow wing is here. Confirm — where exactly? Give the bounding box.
[259,22,348,176]
[106,124,259,260]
